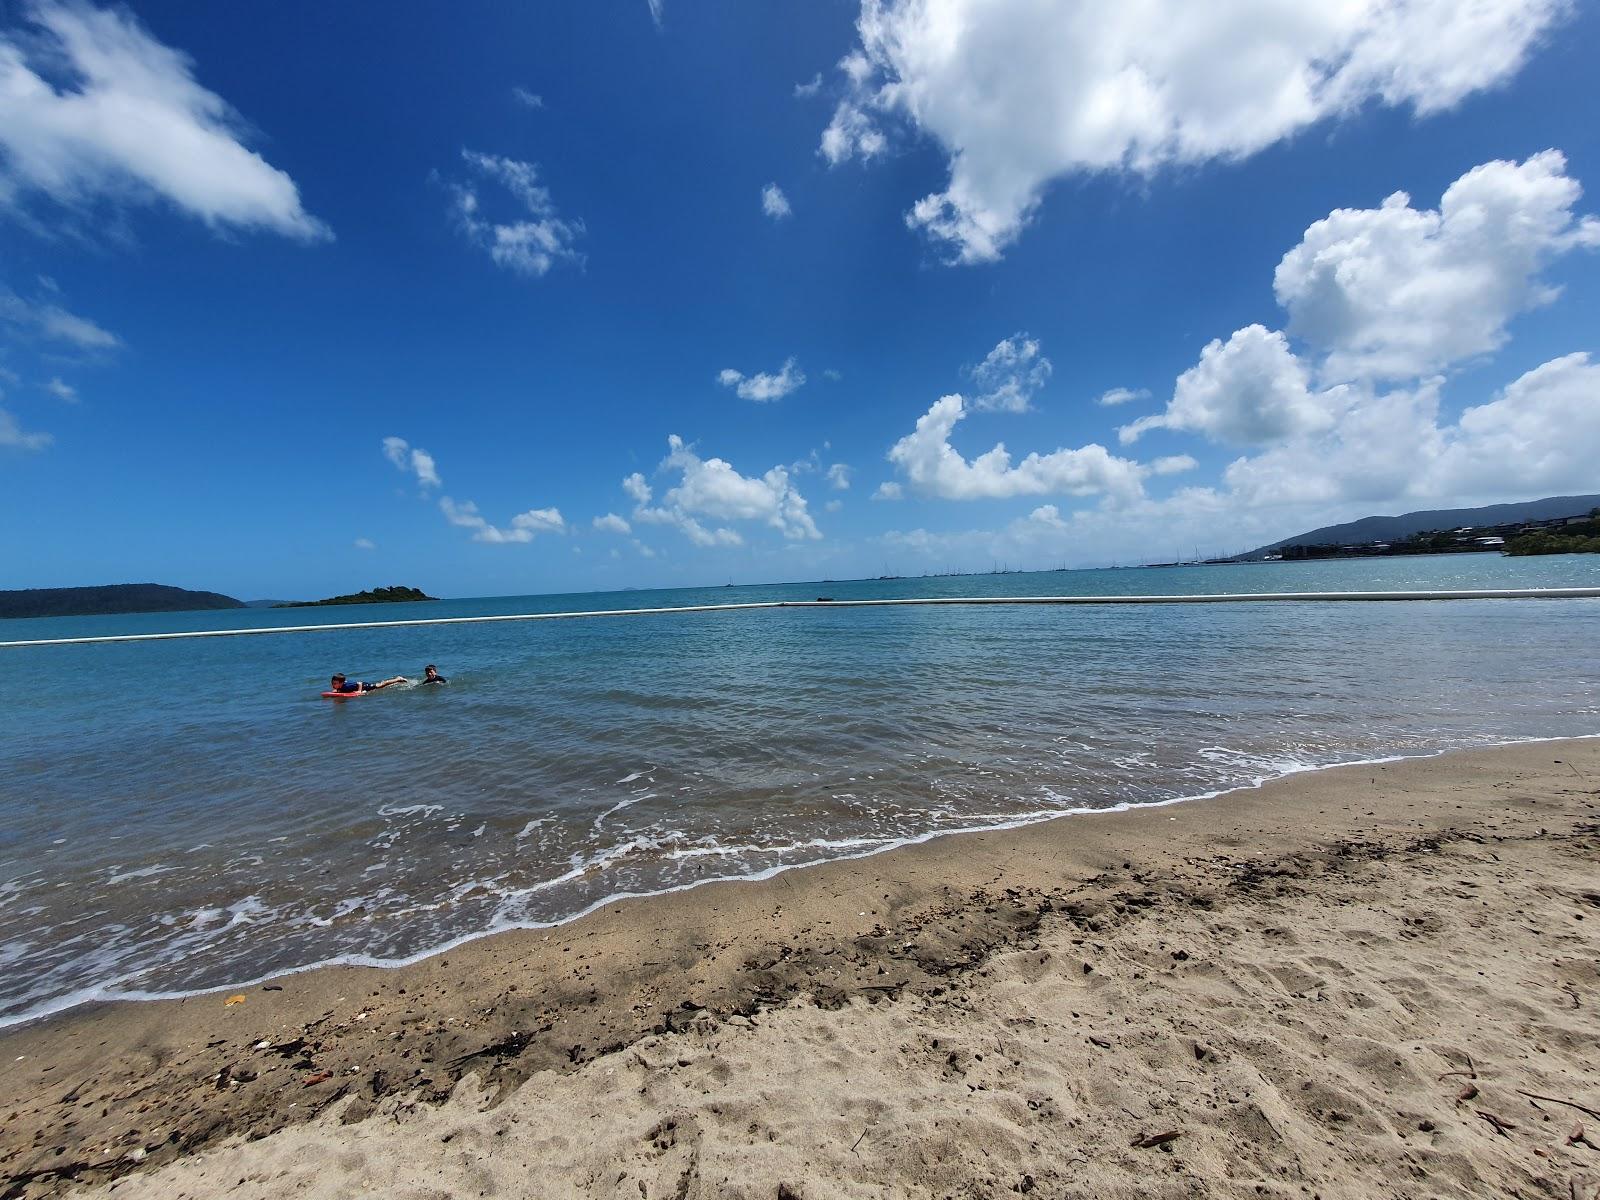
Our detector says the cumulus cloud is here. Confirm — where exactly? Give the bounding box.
[622,472,652,504]
[1096,387,1148,407]
[888,394,1150,503]
[441,496,566,544]
[0,288,119,350]
[1120,325,1339,446]
[442,150,584,277]
[593,512,631,534]
[826,462,852,490]
[1212,354,1600,513]
[1123,156,1600,519]
[627,434,821,546]
[1152,455,1198,476]
[0,1,328,239]
[718,357,806,402]
[0,406,51,451]
[823,0,1567,262]
[44,376,77,402]
[761,183,792,220]
[1275,149,1600,382]
[969,333,1051,413]
[794,73,823,99]
[382,436,441,489]
[873,481,903,500]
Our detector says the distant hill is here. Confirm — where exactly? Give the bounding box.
[275,585,435,608]
[1238,495,1600,560]
[0,584,244,620]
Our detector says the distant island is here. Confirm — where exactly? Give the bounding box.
[1231,495,1600,563]
[1506,513,1600,556]
[274,585,436,608]
[0,584,244,620]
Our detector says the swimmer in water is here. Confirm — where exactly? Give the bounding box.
[420,664,448,685]
[328,672,407,694]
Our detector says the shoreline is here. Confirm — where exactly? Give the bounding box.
[3,733,1589,1035]
[5,737,1598,1197]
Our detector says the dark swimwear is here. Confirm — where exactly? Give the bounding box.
[422,675,448,685]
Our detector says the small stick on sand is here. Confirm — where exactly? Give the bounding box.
[1476,1110,1517,1137]
[850,1128,868,1153]
[1132,1131,1182,1149]
[1516,1090,1600,1122]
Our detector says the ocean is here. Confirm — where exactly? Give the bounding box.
[3,553,1598,1028]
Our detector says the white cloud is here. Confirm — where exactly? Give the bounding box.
[761,183,792,220]
[0,407,51,451]
[888,394,1149,503]
[622,472,652,504]
[511,86,544,109]
[382,436,441,489]
[444,150,584,277]
[0,1,328,239]
[873,481,903,500]
[824,0,1567,262]
[628,434,821,546]
[794,73,823,99]
[1116,152,1600,521]
[0,288,119,349]
[717,357,806,402]
[1096,387,1148,407]
[1152,455,1198,476]
[646,0,664,29]
[1120,325,1339,446]
[354,537,376,551]
[824,499,843,513]
[826,462,852,490]
[45,376,76,402]
[822,368,843,382]
[593,512,631,534]
[1275,150,1600,382]
[1213,353,1600,513]
[441,496,565,544]
[969,333,1051,413]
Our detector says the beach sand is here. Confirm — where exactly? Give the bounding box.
[4,739,1598,1199]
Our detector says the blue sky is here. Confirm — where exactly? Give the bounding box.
[3,0,1598,599]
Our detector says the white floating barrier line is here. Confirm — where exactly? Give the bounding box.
[2,587,1597,649]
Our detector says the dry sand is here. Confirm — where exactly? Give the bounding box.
[4,739,1599,1199]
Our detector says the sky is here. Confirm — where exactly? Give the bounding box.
[2,0,1598,600]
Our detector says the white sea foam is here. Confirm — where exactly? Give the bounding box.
[4,732,1596,1032]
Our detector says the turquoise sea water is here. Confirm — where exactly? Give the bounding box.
[3,554,1599,1027]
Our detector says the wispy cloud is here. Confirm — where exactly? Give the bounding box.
[717,357,805,402]
[511,86,544,109]
[382,436,441,489]
[441,497,566,544]
[44,377,77,403]
[0,1,329,240]
[441,150,584,278]
[1096,386,1149,407]
[0,407,51,451]
[0,288,120,351]
[761,183,791,220]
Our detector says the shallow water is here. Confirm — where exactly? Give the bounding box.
[3,554,1598,1026]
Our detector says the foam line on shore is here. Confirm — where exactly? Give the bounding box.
[3,732,1592,1032]
[4,587,1599,649]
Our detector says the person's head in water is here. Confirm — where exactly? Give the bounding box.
[331,673,346,687]
[423,664,443,683]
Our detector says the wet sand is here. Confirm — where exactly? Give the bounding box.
[4,739,1598,1198]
